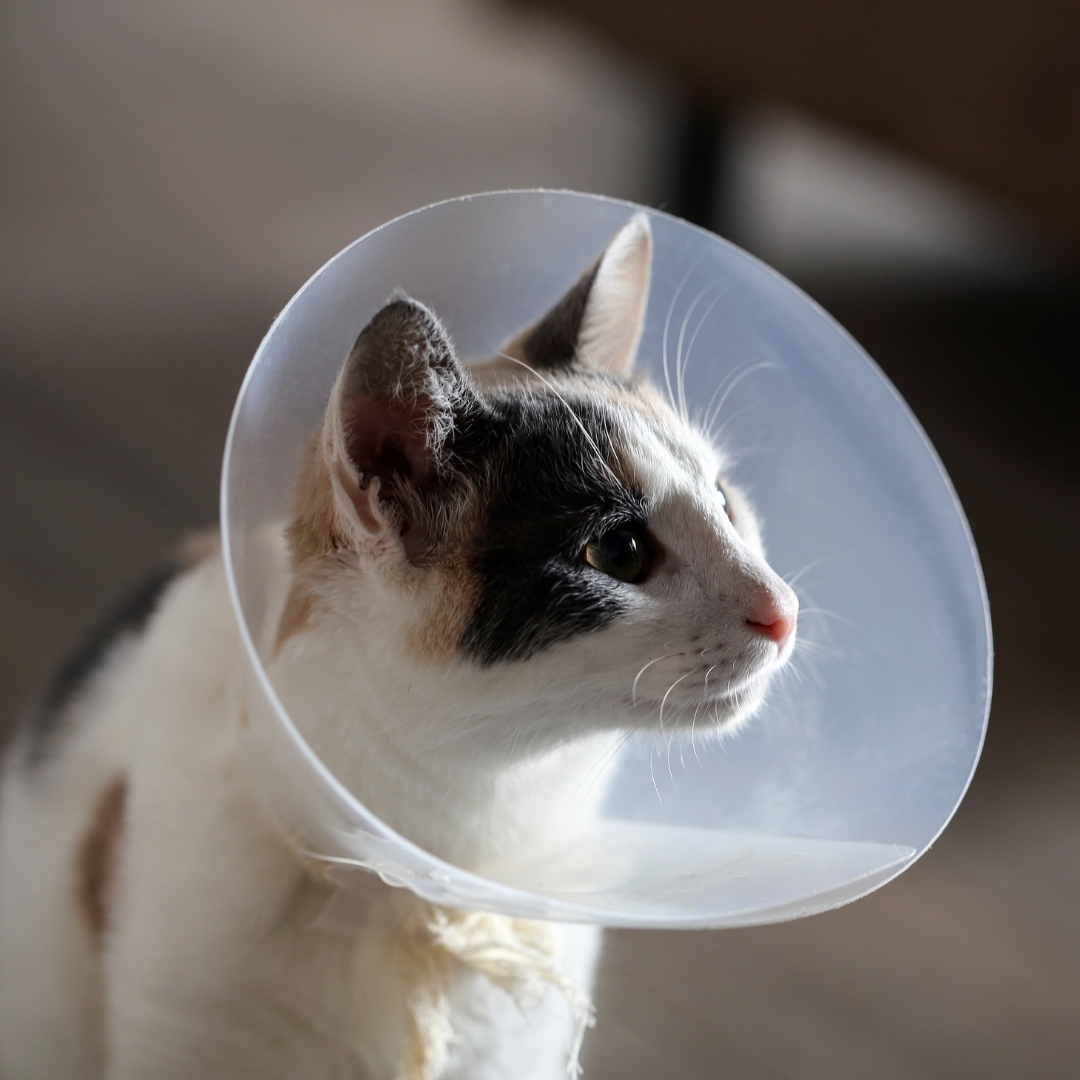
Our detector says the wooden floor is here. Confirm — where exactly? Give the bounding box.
[2,2,1078,1076]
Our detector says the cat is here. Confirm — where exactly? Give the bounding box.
[0,213,797,1080]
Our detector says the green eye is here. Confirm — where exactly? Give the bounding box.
[584,525,648,583]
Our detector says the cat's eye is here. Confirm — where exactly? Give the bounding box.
[715,478,734,522]
[584,525,648,583]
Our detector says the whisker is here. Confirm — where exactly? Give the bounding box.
[658,671,692,784]
[797,606,854,626]
[783,557,831,589]
[792,637,833,657]
[692,664,718,764]
[648,741,662,802]
[680,284,730,422]
[675,281,723,422]
[573,731,637,812]
[632,653,677,704]
[670,715,682,778]
[696,358,751,434]
[708,403,760,446]
[703,361,780,438]
[496,353,623,490]
[661,256,704,413]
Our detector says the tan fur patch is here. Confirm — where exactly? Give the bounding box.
[280,435,354,656]
[464,330,534,392]
[406,552,479,663]
[624,376,680,424]
[274,580,315,656]
[287,433,350,564]
[178,527,221,568]
[75,775,127,941]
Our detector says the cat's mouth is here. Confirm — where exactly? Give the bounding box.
[614,663,777,727]
[690,653,787,699]
[703,673,771,711]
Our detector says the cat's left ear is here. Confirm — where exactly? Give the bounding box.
[315,295,486,561]
[511,212,652,379]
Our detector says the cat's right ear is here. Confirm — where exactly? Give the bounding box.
[512,212,652,379]
[317,296,483,559]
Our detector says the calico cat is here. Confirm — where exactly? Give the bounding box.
[0,214,797,1080]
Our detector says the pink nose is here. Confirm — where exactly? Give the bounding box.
[746,585,798,648]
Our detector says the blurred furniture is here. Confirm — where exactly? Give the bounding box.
[515,0,1080,243]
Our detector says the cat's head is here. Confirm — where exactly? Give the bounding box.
[284,214,796,753]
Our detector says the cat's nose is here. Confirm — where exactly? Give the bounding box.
[745,583,798,648]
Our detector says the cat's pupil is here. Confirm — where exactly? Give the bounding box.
[584,527,646,583]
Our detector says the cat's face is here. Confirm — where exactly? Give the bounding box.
[285,214,796,754]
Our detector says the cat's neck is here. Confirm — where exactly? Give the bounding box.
[269,620,619,869]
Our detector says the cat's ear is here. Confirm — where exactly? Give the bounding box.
[515,212,652,378]
[320,295,483,560]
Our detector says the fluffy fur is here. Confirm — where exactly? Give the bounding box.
[0,213,797,1079]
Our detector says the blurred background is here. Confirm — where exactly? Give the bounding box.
[1,0,1077,1076]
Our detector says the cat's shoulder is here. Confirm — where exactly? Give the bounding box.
[15,529,223,769]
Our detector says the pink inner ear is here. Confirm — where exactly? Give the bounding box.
[343,395,434,492]
[342,395,442,562]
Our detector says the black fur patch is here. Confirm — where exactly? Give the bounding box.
[23,564,180,767]
[521,261,600,372]
[457,390,646,665]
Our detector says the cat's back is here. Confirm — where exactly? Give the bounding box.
[3,530,235,782]
[0,532,240,1079]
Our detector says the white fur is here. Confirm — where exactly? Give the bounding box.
[0,555,600,1079]
[0,215,796,1078]
[577,211,651,376]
